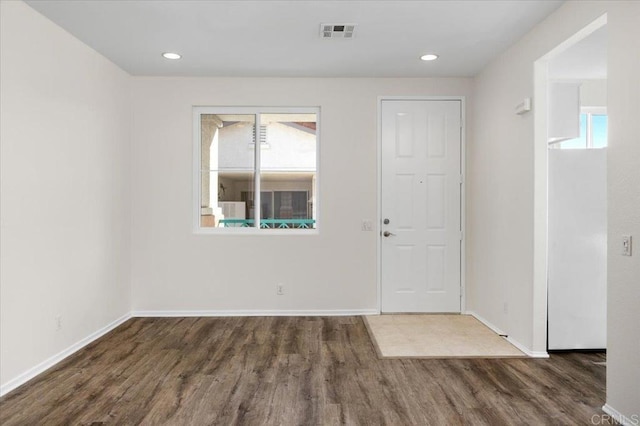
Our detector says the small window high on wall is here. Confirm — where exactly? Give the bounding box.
[194,107,319,233]
[552,107,607,149]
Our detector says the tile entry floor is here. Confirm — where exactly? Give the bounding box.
[364,314,526,358]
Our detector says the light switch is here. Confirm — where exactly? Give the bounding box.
[361,220,373,231]
[622,235,632,256]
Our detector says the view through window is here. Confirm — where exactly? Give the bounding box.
[196,108,318,231]
[553,109,608,149]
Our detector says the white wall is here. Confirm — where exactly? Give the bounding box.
[130,78,472,313]
[468,0,605,349]
[469,0,639,419]
[0,1,131,390]
[606,1,640,419]
[581,79,607,106]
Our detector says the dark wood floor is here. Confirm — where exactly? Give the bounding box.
[0,317,606,425]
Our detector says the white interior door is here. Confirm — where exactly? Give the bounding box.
[381,100,462,313]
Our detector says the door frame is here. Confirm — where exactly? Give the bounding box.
[376,96,466,314]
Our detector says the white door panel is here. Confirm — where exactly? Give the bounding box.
[381,100,461,313]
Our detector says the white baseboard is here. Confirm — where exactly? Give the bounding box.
[603,404,639,426]
[466,311,549,358]
[132,309,379,317]
[505,336,549,358]
[0,312,132,397]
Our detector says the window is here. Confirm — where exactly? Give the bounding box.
[553,107,607,149]
[194,107,318,232]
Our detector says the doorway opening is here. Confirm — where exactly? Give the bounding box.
[533,15,607,352]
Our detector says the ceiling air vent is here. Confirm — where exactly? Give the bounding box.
[320,24,356,39]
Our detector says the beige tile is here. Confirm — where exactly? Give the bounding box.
[364,314,526,359]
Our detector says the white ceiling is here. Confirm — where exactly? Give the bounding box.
[549,26,607,80]
[25,0,564,78]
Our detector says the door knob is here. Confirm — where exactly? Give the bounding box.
[383,231,395,237]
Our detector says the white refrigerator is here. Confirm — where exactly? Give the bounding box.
[548,149,607,350]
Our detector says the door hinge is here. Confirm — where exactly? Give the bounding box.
[460,231,464,241]
[459,174,464,184]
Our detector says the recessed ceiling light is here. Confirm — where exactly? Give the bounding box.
[162,52,181,60]
[420,54,439,61]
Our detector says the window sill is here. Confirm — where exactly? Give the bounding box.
[193,228,319,236]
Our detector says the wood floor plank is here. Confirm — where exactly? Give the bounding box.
[0,317,608,425]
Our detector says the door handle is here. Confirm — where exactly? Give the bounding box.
[383,231,396,237]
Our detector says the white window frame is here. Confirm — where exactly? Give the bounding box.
[193,106,320,235]
[551,106,607,149]
[583,106,607,149]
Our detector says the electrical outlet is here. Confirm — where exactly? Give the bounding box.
[55,316,62,331]
[503,302,508,315]
[622,235,632,256]
[361,220,373,231]
[276,283,284,295]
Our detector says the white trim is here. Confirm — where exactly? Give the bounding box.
[0,313,132,397]
[459,97,467,313]
[505,337,549,359]
[377,96,467,101]
[467,311,550,358]
[602,404,639,426]
[377,96,466,314]
[132,309,379,317]
[313,108,321,232]
[376,98,382,313]
[532,59,551,353]
[254,112,262,229]
[193,109,202,234]
[195,228,319,236]
[192,106,321,235]
[582,106,607,115]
